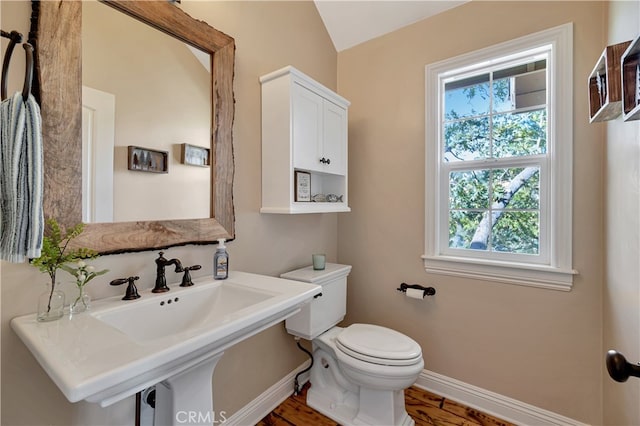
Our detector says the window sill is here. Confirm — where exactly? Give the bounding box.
[421,255,577,291]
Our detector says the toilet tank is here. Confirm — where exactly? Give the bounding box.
[281,263,352,340]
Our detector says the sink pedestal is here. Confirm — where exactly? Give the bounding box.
[154,353,224,426]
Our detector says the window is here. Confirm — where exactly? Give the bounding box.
[424,24,576,291]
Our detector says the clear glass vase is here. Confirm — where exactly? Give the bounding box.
[37,282,65,322]
[70,285,91,315]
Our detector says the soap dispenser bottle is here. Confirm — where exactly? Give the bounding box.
[213,238,229,280]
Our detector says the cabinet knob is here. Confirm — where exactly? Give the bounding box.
[319,157,331,165]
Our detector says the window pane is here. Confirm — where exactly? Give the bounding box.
[491,167,540,209]
[492,77,514,113]
[450,170,489,209]
[449,210,484,249]
[444,74,490,120]
[494,59,547,111]
[449,167,541,253]
[492,109,547,158]
[444,116,490,161]
[491,211,539,254]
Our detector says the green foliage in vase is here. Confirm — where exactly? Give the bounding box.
[30,218,98,288]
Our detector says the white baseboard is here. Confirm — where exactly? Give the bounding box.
[225,366,587,426]
[415,370,588,426]
[224,360,311,426]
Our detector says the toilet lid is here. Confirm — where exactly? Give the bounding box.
[336,324,422,366]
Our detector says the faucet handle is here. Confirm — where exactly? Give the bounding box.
[179,265,202,287]
[110,276,141,300]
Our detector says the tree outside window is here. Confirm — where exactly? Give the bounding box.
[443,61,546,255]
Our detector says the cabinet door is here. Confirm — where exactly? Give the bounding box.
[292,83,323,172]
[322,100,347,175]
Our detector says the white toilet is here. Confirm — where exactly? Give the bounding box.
[282,263,424,426]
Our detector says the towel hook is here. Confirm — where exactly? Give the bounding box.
[1,29,34,102]
[21,43,34,101]
[1,30,23,101]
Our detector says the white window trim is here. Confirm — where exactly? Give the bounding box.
[424,23,577,291]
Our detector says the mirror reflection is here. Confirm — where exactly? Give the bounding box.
[81,0,212,223]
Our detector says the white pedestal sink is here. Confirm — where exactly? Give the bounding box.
[11,272,321,425]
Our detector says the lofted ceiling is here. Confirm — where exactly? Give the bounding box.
[314,0,469,52]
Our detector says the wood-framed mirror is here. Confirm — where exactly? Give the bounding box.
[37,0,235,254]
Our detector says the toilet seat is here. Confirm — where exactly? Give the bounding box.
[336,324,422,366]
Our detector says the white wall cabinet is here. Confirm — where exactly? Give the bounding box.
[292,83,347,175]
[260,66,350,214]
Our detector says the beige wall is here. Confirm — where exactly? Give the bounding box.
[604,1,640,425]
[337,2,606,424]
[1,1,337,424]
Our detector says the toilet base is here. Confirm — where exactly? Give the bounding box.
[307,382,415,426]
[306,328,419,426]
[307,385,358,425]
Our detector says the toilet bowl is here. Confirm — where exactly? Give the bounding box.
[334,324,424,390]
[281,264,424,426]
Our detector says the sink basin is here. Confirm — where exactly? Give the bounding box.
[94,282,277,342]
[11,271,321,412]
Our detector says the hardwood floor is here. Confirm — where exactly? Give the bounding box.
[257,384,514,426]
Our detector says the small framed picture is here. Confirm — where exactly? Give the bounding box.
[181,143,211,167]
[295,171,311,202]
[128,146,168,173]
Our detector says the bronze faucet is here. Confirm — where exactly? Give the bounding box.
[153,252,183,293]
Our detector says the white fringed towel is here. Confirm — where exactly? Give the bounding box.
[0,92,44,262]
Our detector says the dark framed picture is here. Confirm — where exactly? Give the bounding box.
[181,143,211,167]
[295,171,311,202]
[128,146,168,173]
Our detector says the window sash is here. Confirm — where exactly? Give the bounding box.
[441,55,550,163]
[439,156,550,264]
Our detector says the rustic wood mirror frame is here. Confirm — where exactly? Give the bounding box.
[37,1,235,254]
